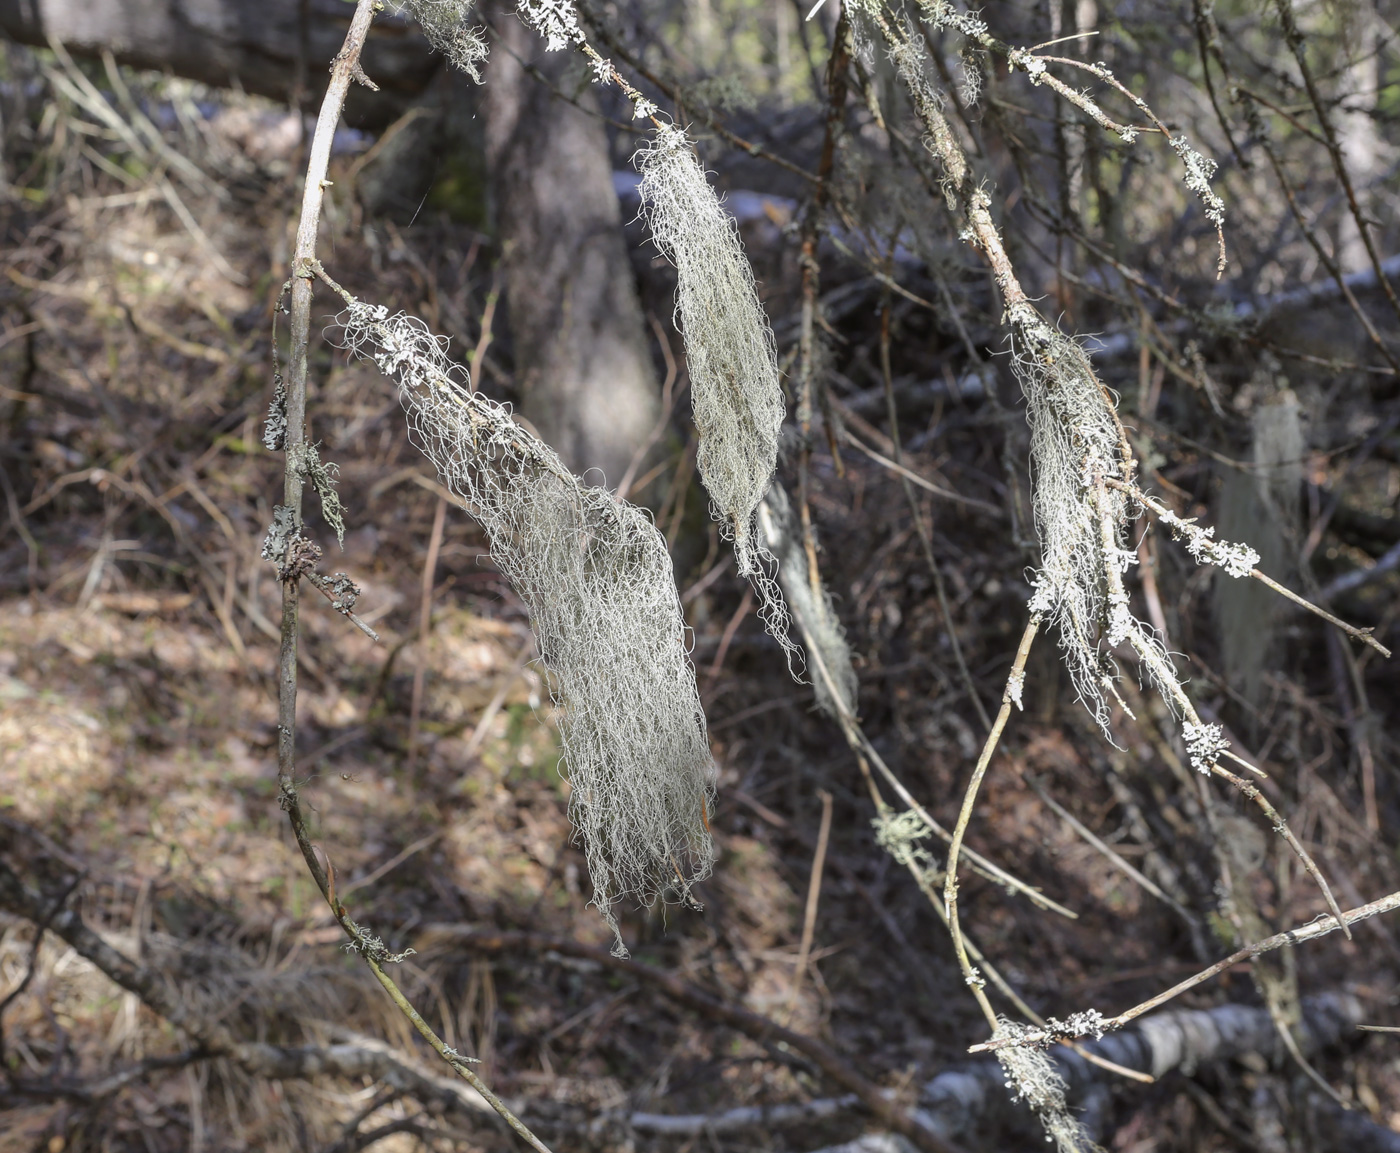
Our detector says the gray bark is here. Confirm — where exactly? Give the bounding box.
[915,995,1363,1142]
[1335,0,1380,274]
[0,0,438,127]
[482,6,659,486]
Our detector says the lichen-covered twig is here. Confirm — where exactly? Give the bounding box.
[391,0,489,80]
[1108,478,1392,658]
[969,889,1400,1054]
[268,6,553,1149]
[837,15,1370,1141]
[907,0,1227,274]
[943,616,1042,1030]
[864,13,1348,943]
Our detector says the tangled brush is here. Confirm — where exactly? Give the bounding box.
[335,295,715,955]
[636,126,796,663]
[886,31,1237,752]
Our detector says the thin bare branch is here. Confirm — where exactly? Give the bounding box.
[944,615,1042,1032]
[969,889,1400,1052]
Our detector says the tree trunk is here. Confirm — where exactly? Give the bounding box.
[482,7,659,486]
[0,0,439,128]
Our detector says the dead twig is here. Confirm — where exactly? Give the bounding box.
[785,788,834,1024]
[460,634,535,761]
[944,615,1041,1031]
[0,857,498,1121]
[1025,773,1198,930]
[839,427,1004,517]
[0,867,83,1067]
[878,285,991,731]
[409,496,448,763]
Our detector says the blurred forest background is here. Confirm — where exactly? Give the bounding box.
[1,0,1399,1151]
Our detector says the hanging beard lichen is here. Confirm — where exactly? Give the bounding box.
[636,126,797,665]
[992,1019,1099,1153]
[887,32,1214,744]
[757,484,857,721]
[504,1,804,676]
[337,298,715,956]
[390,0,489,80]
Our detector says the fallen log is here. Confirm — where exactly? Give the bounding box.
[0,0,438,127]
